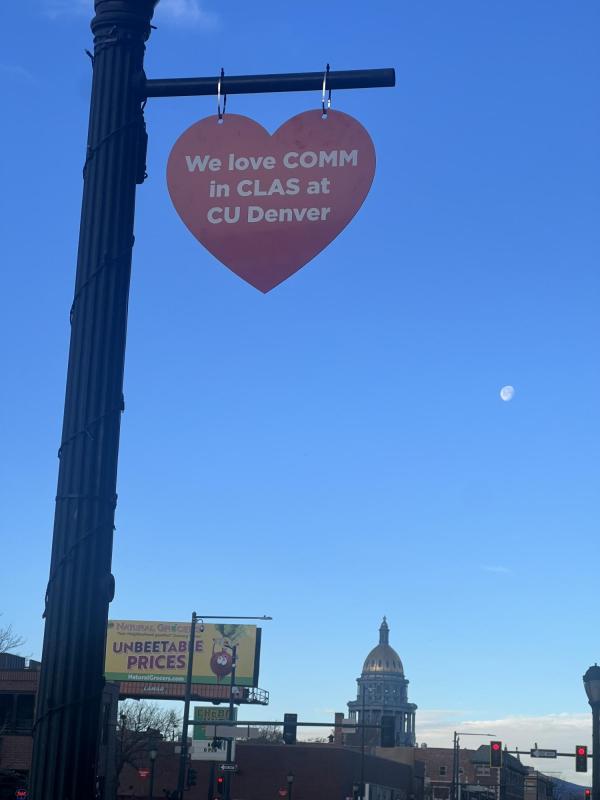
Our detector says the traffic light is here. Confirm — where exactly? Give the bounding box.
[575,745,588,772]
[490,741,503,768]
[187,767,197,787]
[216,775,225,796]
[584,790,590,799]
[380,715,396,747]
[283,713,297,745]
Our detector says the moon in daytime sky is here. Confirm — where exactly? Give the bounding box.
[500,385,515,401]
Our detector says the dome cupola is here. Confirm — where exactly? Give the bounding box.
[362,617,404,675]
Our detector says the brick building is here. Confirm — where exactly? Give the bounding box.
[414,745,529,800]
[0,654,118,799]
[117,740,422,800]
[0,654,39,798]
[524,769,554,800]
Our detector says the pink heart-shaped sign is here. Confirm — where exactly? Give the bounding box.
[167,110,376,292]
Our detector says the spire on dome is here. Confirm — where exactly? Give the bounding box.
[379,616,389,645]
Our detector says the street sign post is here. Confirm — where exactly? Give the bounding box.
[530,749,558,759]
[219,764,238,772]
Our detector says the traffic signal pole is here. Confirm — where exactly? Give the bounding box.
[29,2,394,797]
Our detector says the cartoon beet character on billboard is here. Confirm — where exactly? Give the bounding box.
[210,639,233,681]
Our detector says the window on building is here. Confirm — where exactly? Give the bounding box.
[476,766,490,777]
[459,768,464,775]
[434,788,450,799]
[0,694,13,729]
[439,766,448,776]
[16,694,34,732]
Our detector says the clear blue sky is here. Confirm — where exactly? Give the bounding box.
[2,0,599,767]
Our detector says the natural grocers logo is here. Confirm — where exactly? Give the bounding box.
[109,621,194,636]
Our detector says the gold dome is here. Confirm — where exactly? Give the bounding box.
[361,617,404,675]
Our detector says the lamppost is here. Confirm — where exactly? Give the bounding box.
[223,643,238,800]
[583,664,600,800]
[286,771,295,800]
[176,613,272,800]
[148,746,158,799]
[451,731,496,800]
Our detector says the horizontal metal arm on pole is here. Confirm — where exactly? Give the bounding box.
[142,68,395,99]
[188,719,379,729]
[506,750,593,758]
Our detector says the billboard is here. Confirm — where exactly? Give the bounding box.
[105,620,261,686]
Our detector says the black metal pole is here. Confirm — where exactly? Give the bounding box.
[178,612,198,800]
[142,68,395,99]
[29,2,157,799]
[149,755,156,799]
[224,645,238,800]
[451,732,459,800]
[360,684,366,800]
[592,704,599,800]
[207,761,216,800]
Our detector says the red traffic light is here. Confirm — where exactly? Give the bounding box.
[490,741,503,767]
[584,790,590,798]
[217,776,224,785]
[575,745,588,773]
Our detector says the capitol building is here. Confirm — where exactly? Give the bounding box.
[347,617,417,746]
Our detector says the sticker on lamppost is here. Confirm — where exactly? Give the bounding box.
[167,110,376,292]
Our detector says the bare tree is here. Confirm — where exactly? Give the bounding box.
[0,616,25,655]
[0,617,25,733]
[253,725,284,744]
[116,700,182,780]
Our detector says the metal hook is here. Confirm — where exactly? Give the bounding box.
[217,67,227,122]
[322,63,331,117]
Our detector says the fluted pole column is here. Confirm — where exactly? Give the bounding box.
[29,3,157,798]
